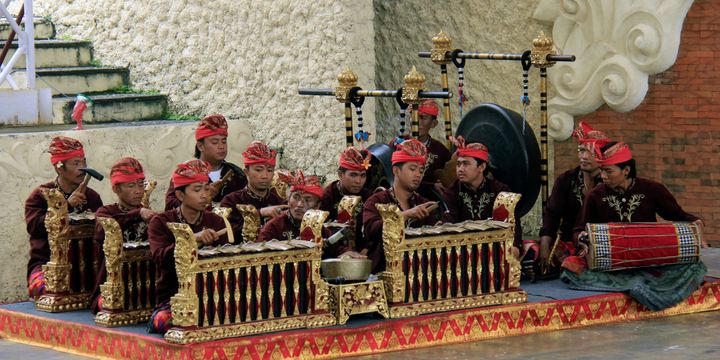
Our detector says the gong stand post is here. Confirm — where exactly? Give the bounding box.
[531,31,557,210]
[299,66,452,146]
[430,31,454,148]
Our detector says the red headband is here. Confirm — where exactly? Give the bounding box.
[281,169,324,199]
[418,99,439,117]
[49,136,85,165]
[171,160,211,188]
[391,138,427,165]
[110,157,145,186]
[573,121,609,148]
[595,142,633,166]
[242,140,277,167]
[450,136,489,162]
[195,114,229,140]
[338,147,371,171]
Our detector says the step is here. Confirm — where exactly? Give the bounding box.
[5,66,129,95]
[3,40,93,68]
[52,93,169,124]
[0,17,55,39]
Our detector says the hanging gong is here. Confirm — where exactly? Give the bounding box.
[455,103,541,217]
[364,143,395,191]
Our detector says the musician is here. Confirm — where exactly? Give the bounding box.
[413,99,451,201]
[362,139,438,273]
[164,114,247,210]
[220,140,287,239]
[563,141,707,310]
[441,137,521,253]
[25,136,103,300]
[320,147,371,249]
[537,122,608,267]
[148,160,229,333]
[89,157,155,314]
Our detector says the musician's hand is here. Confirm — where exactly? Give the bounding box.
[694,219,709,247]
[339,250,367,259]
[208,181,222,199]
[404,202,436,220]
[433,181,446,194]
[577,243,589,257]
[260,205,289,218]
[539,235,552,266]
[139,208,156,222]
[359,248,368,256]
[512,246,520,261]
[67,185,87,208]
[195,228,219,246]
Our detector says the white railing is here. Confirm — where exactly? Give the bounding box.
[0,0,35,90]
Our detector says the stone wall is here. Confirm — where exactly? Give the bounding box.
[373,0,551,235]
[0,121,252,302]
[35,0,377,179]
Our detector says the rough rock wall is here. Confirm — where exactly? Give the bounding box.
[0,121,251,302]
[373,0,551,235]
[36,0,377,178]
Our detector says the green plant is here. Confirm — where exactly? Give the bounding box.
[111,85,161,95]
[162,112,200,121]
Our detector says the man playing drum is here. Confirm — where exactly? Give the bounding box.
[562,141,708,311]
[25,136,103,300]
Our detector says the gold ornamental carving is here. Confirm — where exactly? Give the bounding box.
[236,204,260,242]
[141,180,157,209]
[97,217,124,311]
[531,31,557,69]
[271,171,290,200]
[401,66,426,105]
[328,280,390,325]
[430,30,452,65]
[168,223,200,327]
[300,209,329,243]
[334,66,359,103]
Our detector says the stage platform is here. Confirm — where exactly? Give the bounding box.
[1,249,719,360]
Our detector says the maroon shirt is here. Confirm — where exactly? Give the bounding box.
[320,180,371,250]
[258,213,345,258]
[362,188,435,273]
[89,204,149,313]
[148,209,228,306]
[441,178,522,248]
[540,167,601,244]
[418,136,451,199]
[220,187,285,239]
[575,177,699,235]
[25,180,103,278]
[164,162,247,210]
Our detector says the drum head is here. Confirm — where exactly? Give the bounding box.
[365,143,394,190]
[455,103,541,216]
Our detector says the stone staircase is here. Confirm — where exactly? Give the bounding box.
[1,17,169,124]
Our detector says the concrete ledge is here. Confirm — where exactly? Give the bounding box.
[0,17,55,39]
[7,66,129,95]
[52,93,168,124]
[4,40,93,68]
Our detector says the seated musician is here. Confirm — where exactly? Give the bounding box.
[362,139,438,274]
[148,160,229,333]
[536,122,608,269]
[25,136,103,300]
[89,157,156,314]
[258,169,364,259]
[320,147,372,246]
[165,114,247,210]
[414,99,451,202]
[220,140,287,238]
[563,141,707,310]
[441,136,521,257]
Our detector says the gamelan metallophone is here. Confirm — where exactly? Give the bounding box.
[585,222,703,271]
[376,192,527,318]
[163,209,336,344]
[36,188,100,312]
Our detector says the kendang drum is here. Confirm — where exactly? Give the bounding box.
[585,222,702,272]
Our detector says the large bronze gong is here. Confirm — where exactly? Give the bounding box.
[365,143,395,190]
[455,103,541,217]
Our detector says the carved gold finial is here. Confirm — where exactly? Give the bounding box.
[531,31,557,68]
[335,66,358,103]
[431,30,452,64]
[401,66,426,105]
